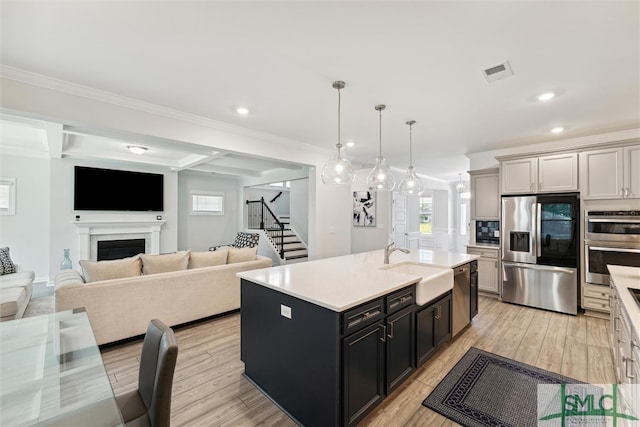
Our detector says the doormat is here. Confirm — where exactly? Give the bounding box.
[422,347,604,427]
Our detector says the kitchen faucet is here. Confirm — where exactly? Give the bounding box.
[384,242,410,264]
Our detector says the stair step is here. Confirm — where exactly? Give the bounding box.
[283,249,308,258]
[285,254,309,261]
[283,246,306,252]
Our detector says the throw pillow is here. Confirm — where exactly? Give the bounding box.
[80,256,142,283]
[140,251,190,275]
[189,248,229,269]
[0,247,16,275]
[227,246,257,264]
[233,233,259,248]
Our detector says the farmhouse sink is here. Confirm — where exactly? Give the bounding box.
[381,262,453,306]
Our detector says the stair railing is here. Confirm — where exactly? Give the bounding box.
[246,197,285,258]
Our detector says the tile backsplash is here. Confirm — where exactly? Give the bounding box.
[476,221,500,244]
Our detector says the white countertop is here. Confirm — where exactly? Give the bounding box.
[608,265,640,339]
[237,249,480,312]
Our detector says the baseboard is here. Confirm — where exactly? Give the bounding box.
[33,276,50,286]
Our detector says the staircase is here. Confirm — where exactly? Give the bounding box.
[246,199,308,263]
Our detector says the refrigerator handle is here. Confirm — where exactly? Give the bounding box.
[536,202,542,257]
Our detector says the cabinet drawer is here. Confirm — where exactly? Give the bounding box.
[583,296,610,312]
[583,284,610,301]
[467,248,498,259]
[342,298,384,335]
[386,286,415,315]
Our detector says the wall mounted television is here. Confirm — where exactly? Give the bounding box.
[74,166,164,211]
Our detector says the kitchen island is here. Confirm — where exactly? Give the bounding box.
[237,249,478,427]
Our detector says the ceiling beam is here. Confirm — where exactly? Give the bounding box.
[171,152,227,172]
[44,122,64,158]
[189,163,262,177]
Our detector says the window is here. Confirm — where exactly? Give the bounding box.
[269,181,290,188]
[419,195,432,235]
[191,192,224,215]
[0,177,16,215]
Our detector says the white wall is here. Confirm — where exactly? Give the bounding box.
[0,153,50,282]
[178,171,240,251]
[289,178,309,244]
[49,158,178,280]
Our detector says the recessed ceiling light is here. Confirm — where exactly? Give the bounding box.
[345,141,356,148]
[127,145,148,155]
[537,92,555,101]
[551,127,564,134]
[236,107,250,115]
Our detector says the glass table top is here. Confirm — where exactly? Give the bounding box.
[0,309,123,426]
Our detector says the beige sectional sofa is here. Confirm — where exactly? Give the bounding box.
[0,270,35,321]
[54,248,271,345]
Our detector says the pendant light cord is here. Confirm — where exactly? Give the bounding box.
[378,108,382,157]
[409,122,414,167]
[337,87,342,153]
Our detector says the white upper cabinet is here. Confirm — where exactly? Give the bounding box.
[580,145,639,199]
[501,153,578,194]
[538,153,578,192]
[470,169,499,220]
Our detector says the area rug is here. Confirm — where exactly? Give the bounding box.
[23,296,54,317]
[423,347,600,427]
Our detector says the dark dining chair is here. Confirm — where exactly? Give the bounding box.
[116,319,179,427]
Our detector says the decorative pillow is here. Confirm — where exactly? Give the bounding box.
[140,251,190,275]
[189,248,229,269]
[233,233,260,248]
[0,247,16,275]
[227,246,258,264]
[80,256,142,283]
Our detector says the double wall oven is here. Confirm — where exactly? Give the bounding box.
[585,211,640,287]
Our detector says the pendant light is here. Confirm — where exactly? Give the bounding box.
[321,81,354,185]
[398,120,424,195]
[367,105,395,191]
[455,173,466,193]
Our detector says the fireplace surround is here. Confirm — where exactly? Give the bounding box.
[73,220,165,261]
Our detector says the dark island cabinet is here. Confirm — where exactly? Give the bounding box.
[416,291,452,366]
[342,321,385,426]
[241,279,418,427]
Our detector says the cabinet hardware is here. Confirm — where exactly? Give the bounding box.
[624,188,630,197]
[379,324,387,342]
[363,312,371,320]
[632,340,639,350]
[614,317,620,332]
[435,306,441,320]
[387,321,395,339]
[623,357,634,380]
[620,188,625,197]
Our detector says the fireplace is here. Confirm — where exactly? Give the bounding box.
[74,220,165,261]
[97,239,145,261]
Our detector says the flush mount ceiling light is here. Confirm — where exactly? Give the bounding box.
[398,120,424,196]
[345,141,356,148]
[127,145,148,155]
[537,92,556,101]
[321,81,354,185]
[455,173,466,193]
[367,105,395,191]
[236,107,250,115]
[551,126,564,134]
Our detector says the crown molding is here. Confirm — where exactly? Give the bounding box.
[467,128,640,161]
[0,65,330,156]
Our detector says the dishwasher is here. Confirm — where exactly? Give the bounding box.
[452,263,470,337]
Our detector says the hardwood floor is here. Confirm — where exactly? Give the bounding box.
[101,296,616,426]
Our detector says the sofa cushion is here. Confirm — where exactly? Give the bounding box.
[0,270,35,290]
[80,256,142,283]
[189,248,229,269]
[140,251,190,275]
[227,246,257,264]
[0,247,16,275]
[0,286,26,318]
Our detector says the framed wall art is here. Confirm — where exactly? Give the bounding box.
[353,191,376,227]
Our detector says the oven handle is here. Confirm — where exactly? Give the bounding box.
[587,218,640,223]
[588,246,640,254]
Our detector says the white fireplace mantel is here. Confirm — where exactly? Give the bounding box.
[73,220,165,261]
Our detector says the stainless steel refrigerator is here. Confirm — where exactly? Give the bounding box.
[501,194,579,315]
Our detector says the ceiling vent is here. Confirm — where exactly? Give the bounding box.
[482,61,514,83]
